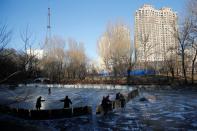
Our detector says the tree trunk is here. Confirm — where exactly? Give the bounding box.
[171,68,174,81]
[181,48,187,84]
[127,64,131,85]
[167,71,169,80]
[176,67,179,77]
[191,49,197,84]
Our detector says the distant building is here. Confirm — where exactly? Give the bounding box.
[135,4,178,62]
[26,49,44,59]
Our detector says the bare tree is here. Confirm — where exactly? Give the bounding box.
[65,38,87,79]
[187,0,197,17]
[0,23,12,55]
[172,18,194,84]
[137,34,155,71]
[98,22,133,78]
[42,36,65,82]
[165,46,178,80]
[170,0,197,84]
[0,25,37,83]
[20,25,36,73]
[189,39,197,84]
[0,23,13,83]
[187,0,197,84]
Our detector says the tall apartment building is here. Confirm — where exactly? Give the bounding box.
[135,4,178,62]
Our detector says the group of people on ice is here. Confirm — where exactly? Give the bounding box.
[101,92,126,115]
[36,87,126,116]
[36,95,72,110]
[116,92,126,108]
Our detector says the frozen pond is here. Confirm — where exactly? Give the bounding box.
[0,85,197,130]
[0,84,130,111]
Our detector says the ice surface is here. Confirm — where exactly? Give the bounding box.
[0,84,131,110]
[0,85,197,130]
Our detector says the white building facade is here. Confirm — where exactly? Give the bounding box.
[135,4,178,62]
[26,49,44,60]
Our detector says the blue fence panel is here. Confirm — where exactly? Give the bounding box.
[129,69,156,76]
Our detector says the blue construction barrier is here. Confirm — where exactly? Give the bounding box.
[128,69,156,76]
[98,69,156,77]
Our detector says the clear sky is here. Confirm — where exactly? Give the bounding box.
[0,0,185,60]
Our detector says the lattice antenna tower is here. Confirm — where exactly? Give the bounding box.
[47,5,51,39]
[44,0,51,54]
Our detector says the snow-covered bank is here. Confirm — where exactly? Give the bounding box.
[18,84,133,90]
[135,84,197,91]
